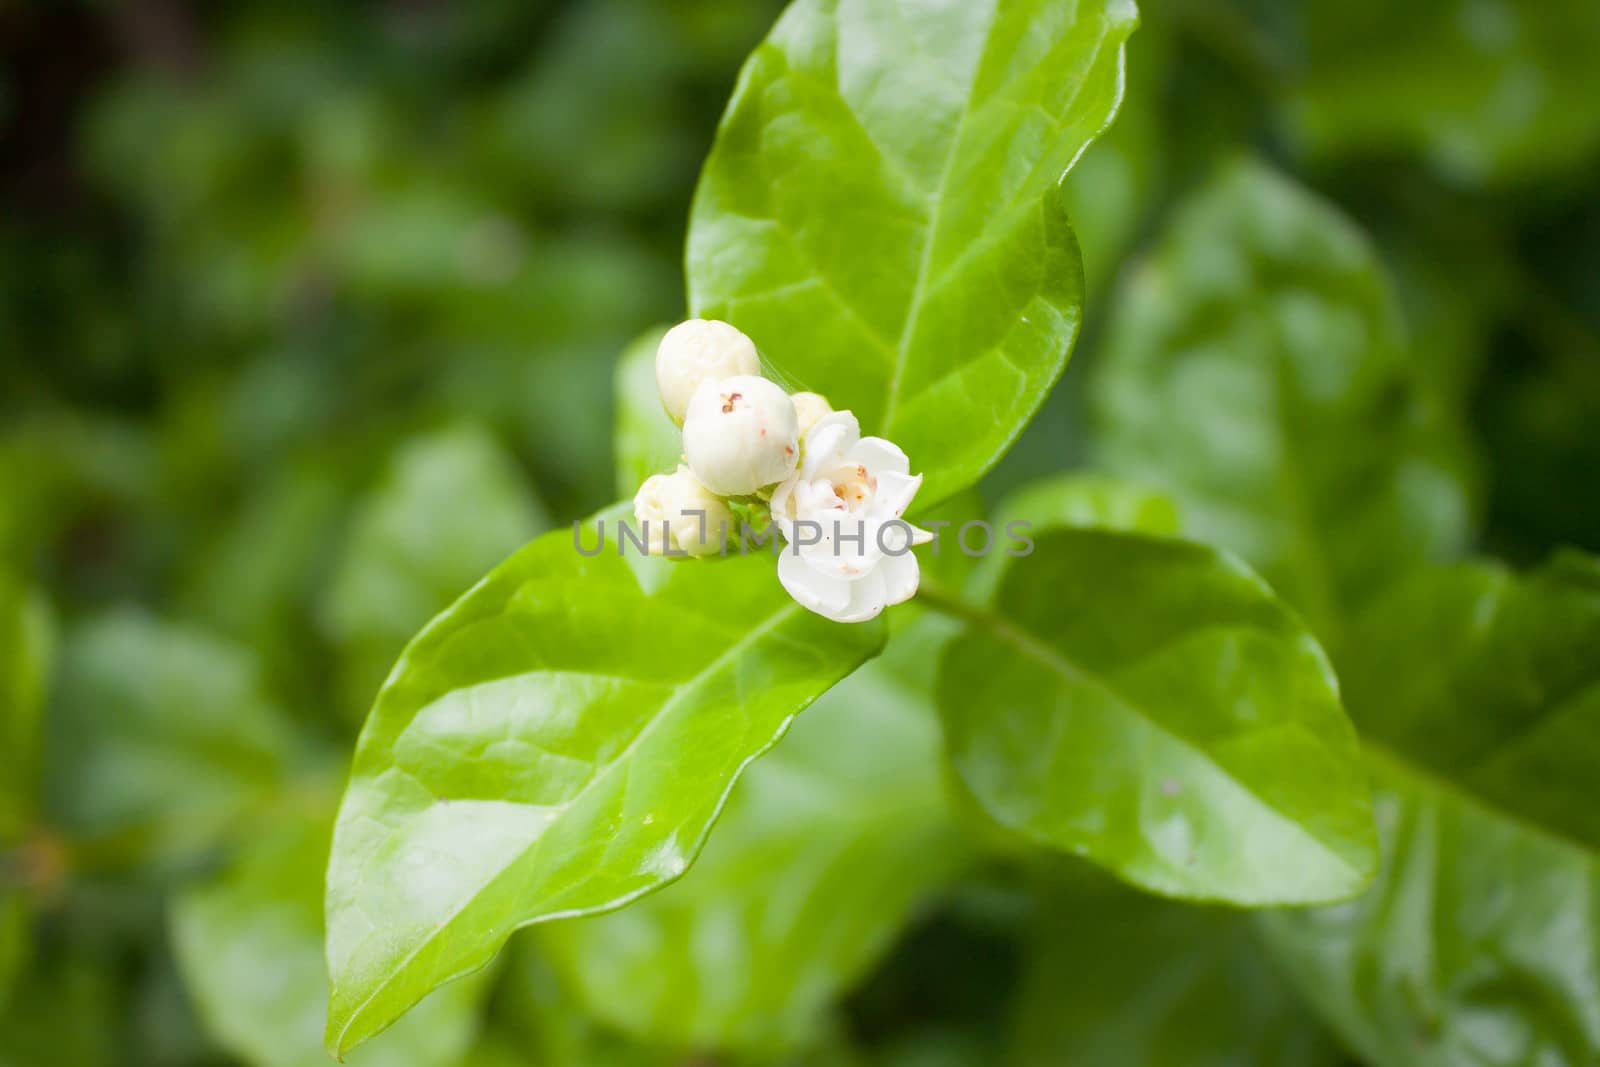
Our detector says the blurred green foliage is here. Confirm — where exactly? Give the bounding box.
[2,0,1597,1064]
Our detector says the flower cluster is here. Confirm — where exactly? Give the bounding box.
[631,319,931,623]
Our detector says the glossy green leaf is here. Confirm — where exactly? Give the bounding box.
[1341,551,1600,853]
[1288,0,1600,185]
[688,0,1138,506]
[1091,159,1473,641]
[612,326,683,497]
[44,611,297,863]
[324,510,884,1056]
[937,527,1377,904]
[173,816,489,1067]
[540,618,968,1053]
[1009,878,1344,1066]
[1259,753,1600,1067]
[1256,549,1600,1065]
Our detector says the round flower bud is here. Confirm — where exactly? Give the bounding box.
[655,319,761,425]
[632,465,734,557]
[789,391,833,438]
[682,375,799,496]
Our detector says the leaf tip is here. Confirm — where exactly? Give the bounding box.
[323,1003,352,1063]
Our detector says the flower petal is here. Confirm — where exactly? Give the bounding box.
[778,548,851,618]
[798,514,897,573]
[799,411,860,480]
[866,518,931,556]
[878,550,920,607]
[835,568,889,624]
[849,436,910,476]
[872,471,922,518]
[769,474,800,541]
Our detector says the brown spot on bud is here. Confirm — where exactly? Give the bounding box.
[721,392,742,414]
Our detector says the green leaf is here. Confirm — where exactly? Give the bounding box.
[1287,0,1600,185]
[539,618,969,1053]
[322,424,550,715]
[0,575,51,839]
[173,815,490,1067]
[0,891,25,1013]
[0,575,47,1009]
[1058,10,1168,298]
[324,425,550,647]
[324,510,884,1056]
[936,527,1377,904]
[1009,878,1344,1066]
[989,473,1180,540]
[612,326,683,497]
[44,611,298,864]
[1259,753,1600,1067]
[181,459,349,672]
[484,941,676,1067]
[968,473,1179,601]
[688,0,1138,506]
[1373,209,1513,407]
[0,413,155,569]
[1340,552,1600,853]
[0,952,118,1067]
[1090,159,1473,642]
[1256,550,1600,1065]
[1478,330,1600,559]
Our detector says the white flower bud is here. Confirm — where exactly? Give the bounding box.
[769,410,931,623]
[655,319,761,425]
[789,391,833,438]
[682,375,799,496]
[632,465,734,557]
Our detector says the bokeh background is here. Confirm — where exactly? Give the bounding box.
[2,0,1597,1065]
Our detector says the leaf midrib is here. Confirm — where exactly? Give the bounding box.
[880,17,984,434]
[878,10,1118,435]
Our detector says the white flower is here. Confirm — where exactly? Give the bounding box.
[682,375,800,496]
[655,319,761,424]
[789,391,833,438]
[769,410,930,623]
[632,465,734,557]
